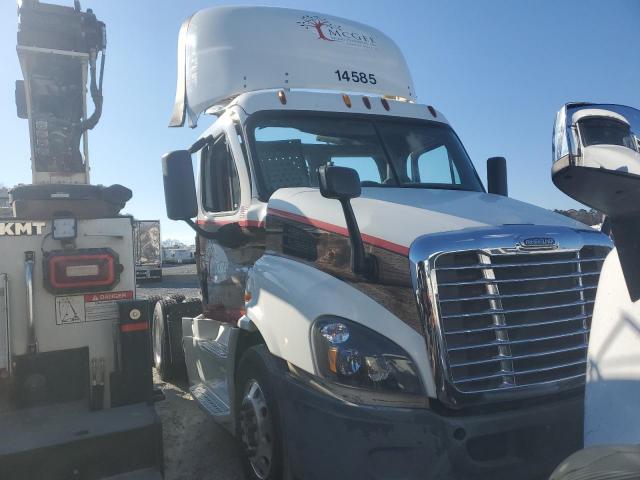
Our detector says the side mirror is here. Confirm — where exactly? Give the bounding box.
[162,150,197,220]
[318,165,361,200]
[487,157,508,196]
[552,103,640,215]
[551,102,640,300]
[318,165,376,279]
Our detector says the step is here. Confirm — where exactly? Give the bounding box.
[190,382,230,417]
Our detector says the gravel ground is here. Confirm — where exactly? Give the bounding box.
[137,264,201,300]
[138,265,244,480]
[153,371,243,480]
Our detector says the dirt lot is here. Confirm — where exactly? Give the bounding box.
[153,372,242,480]
[139,266,244,480]
[137,264,201,300]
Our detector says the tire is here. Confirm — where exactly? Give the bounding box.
[168,293,185,303]
[236,346,284,480]
[152,299,177,381]
[146,295,163,312]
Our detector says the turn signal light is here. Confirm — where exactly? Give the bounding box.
[45,249,120,293]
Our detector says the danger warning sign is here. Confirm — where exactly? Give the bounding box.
[56,290,133,325]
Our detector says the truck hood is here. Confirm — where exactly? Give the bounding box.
[267,187,588,255]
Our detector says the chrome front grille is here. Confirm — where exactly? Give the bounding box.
[432,245,609,396]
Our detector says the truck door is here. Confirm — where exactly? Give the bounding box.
[183,124,250,422]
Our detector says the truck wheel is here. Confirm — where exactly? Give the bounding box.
[168,293,185,303]
[146,295,162,312]
[152,299,177,381]
[236,346,284,480]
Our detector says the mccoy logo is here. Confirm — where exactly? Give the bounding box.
[520,237,557,249]
[0,221,46,236]
[297,15,376,47]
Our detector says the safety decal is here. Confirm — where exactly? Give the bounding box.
[55,290,133,325]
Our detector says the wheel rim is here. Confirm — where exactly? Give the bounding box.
[239,379,274,480]
[153,314,162,369]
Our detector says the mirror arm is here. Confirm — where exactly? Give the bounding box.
[184,218,219,240]
[188,135,213,154]
[607,215,640,302]
[339,199,377,280]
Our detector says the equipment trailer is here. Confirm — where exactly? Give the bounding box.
[0,2,162,479]
[157,6,612,480]
[134,220,163,282]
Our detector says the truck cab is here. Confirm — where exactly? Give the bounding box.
[160,7,612,480]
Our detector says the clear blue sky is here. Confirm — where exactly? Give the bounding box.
[1,0,638,242]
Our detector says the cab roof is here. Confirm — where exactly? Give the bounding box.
[169,6,416,128]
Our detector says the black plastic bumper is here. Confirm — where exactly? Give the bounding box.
[276,372,583,480]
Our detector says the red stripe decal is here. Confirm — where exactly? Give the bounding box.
[120,321,148,333]
[268,208,409,256]
[196,219,264,228]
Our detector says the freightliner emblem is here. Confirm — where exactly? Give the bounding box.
[0,222,46,236]
[520,237,557,248]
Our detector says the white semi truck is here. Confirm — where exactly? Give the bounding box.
[1,2,162,479]
[158,7,612,480]
[549,103,640,479]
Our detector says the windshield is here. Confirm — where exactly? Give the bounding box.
[578,117,638,151]
[248,113,484,199]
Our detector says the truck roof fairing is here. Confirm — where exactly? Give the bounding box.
[169,6,416,128]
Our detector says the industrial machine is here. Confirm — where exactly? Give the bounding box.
[0,2,162,478]
[550,103,640,479]
[159,7,612,480]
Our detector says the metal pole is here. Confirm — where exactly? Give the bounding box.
[24,252,37,354]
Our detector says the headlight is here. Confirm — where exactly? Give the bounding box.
[311,317,423,396]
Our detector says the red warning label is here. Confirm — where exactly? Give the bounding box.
[56,290,134,325]
[84,291,134,302]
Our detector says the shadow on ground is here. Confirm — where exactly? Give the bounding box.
[153,371,243,480]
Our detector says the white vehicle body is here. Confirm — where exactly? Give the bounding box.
[585,249,640,446]
[0,217,135,406]
[552,102,640,450]
[164,7,613,480]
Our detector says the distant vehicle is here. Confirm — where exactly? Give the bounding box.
[134,220,162,281]
[162,247,195,264]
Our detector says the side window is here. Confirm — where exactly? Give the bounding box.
[202,136,240,213]
[331,156,382,183]
[412,145,461,184]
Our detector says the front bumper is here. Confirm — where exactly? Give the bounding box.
[277,372,583,480]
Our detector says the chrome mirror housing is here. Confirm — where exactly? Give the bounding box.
[552,102,640,300]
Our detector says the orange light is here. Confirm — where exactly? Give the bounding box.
[427,105,437,117]
[328,347,338,374]
[277,90,287,105]
[362,96,371,109]
[244,292,252,303]
[342,94,352,108]
[381,98,390,111]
